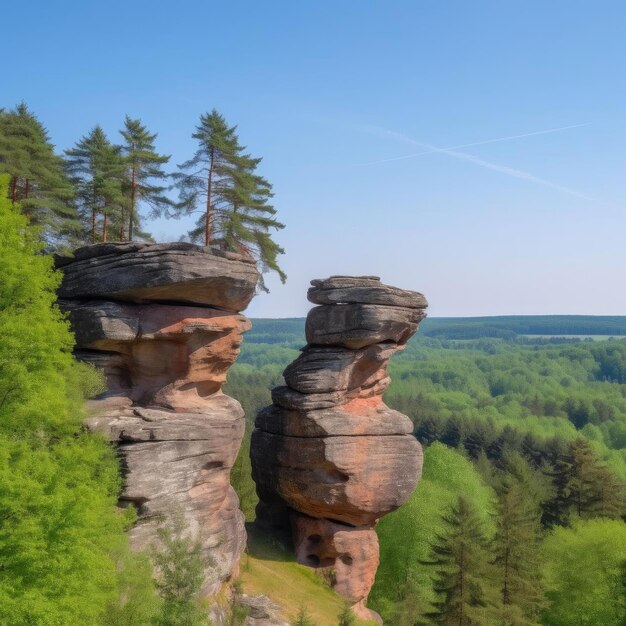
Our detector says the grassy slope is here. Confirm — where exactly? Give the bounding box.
[239,525,377,625]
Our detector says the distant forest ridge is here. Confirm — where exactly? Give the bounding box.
[247,315,626,342]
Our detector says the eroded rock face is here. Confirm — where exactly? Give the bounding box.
[59,242,259,594]
[251,276,427,623]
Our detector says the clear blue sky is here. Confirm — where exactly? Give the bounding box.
[5,1,626,317]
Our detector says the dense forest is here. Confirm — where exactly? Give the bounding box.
[227,318,626,625]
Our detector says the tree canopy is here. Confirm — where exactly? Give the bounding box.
[174,109,286,290]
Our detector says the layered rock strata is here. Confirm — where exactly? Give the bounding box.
[58,242,259,594]
[251,276,427,623]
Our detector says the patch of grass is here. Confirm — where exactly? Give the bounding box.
[238,525,377,626]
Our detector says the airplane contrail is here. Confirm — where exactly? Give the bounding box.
[365,125,600,203]
[363,123,589,165]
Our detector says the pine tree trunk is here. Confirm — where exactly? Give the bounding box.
[92,209,96,243]
[103,211,108,242]
[24,179,30,200]
[205,148,214,246]
[129,165,136,241]
[119,208,125,241]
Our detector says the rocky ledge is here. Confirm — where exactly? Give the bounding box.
[58,242,259,594]
[250,276,427,624]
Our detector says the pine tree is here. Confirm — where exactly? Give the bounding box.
[152,521,210,626]
[174,110,286,290]
[119,115,171,240]
[293,606,316,626]
[425,496,500,625]
[543,438,624,526]
[566,438,624,520]
[0,103,77,246]
[65,126,127,243]
[493,476,546,625]
[337,603,355,626]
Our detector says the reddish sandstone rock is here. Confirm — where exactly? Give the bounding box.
[59,243,259,594]
[251,276,427,621]
[251,429,422,526]
[61,300,251,409]
[291,514,381,624]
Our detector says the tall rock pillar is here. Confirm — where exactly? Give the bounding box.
[57,242,259,594]
[251,276,427,623]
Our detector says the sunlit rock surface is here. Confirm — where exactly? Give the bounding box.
[59,242,258,594]
[251,276,427,624]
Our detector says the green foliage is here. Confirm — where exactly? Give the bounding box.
[230,319,626,623]
[492,471,545,625]
[337,603,355,626]
[541,519,626,626]
[152,522,211,626]
[119,115,171,240]
[0,103,77,248]
[230,434,258,521]
[65,125,128,244]
[419,315,626,339]
[102,549,161,626]
[293,606,316,626]
[425,495,500,625]
[0,174,130,624]
[370,444,496,622]
[173,110,286,289]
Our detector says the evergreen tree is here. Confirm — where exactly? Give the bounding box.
[152,521,209,626]
[493,476,545,625]
[336,603,355,626]
[566,438,624,519]
[543,437,624,526]
[65,126,127,243]
[0,103,77,246]
[174,110,286,290]
[424,496,499,625]
[119,115,171,240]
[293,606,316,626]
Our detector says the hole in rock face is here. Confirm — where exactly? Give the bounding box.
[340,555,353,565]
[308,534,322,545]
[306,554,321,567]
[311,468,349,484]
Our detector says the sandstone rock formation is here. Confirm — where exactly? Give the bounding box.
[251,276,427,624]
[58,242,259,594]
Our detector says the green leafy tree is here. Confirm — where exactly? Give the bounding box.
[0,103,77,246]
[173,110,286,290]
[102,549,161,626]
[425,496,500,626]
[119,115,171,240]
[388,579,432,626]
[541,519,626,626]
[370,443,496,624]
[65,126,127,243]
[0,174,129,625]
